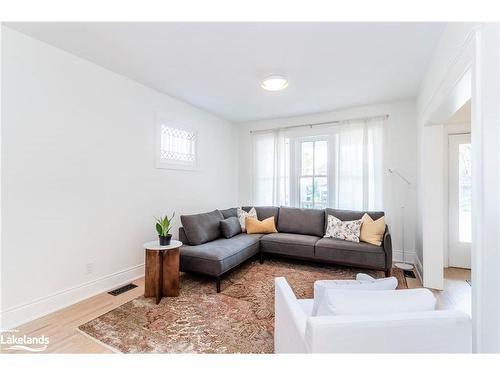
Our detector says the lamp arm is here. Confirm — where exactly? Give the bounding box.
[388,168,411,186]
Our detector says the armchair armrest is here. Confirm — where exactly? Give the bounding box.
[274,277,308,353]
[305,310,471,353]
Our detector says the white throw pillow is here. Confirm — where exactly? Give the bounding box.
[237,207,257,232]
[312,277,398,316]
[356,273,375,281]
[315,288,436,317]
[324,214,362,242]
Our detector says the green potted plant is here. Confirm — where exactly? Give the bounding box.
[155,212,175,246]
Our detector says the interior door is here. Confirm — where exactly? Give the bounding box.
[448,133,471,269]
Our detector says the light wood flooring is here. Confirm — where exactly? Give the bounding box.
[1,266,471,354]
[407,267,471,315]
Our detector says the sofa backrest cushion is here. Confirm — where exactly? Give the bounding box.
[312,277,398,316]
[180,209,224,245]
[315,288,436,317]
[242,206,280,226]
[220,207,238,219]
[278,206,325,237]
[220,216,242,238]
[325,209,384,233]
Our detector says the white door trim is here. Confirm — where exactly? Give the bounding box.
[470,23,500,353]
[420,24,500,352]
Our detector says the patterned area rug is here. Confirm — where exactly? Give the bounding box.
[79,258,407,353]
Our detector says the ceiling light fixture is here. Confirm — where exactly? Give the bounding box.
[261,75,288,91]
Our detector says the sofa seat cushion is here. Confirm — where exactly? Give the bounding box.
[260,232,320,258]
[180,233,262,276]
[315,237,386,269]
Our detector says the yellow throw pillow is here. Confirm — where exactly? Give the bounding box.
[245,216,278,234]
[360,213,385,246]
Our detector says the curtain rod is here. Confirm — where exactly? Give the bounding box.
[249,114,389,134]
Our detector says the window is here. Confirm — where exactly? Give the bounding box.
[156,119,197,170]
[252,117,384,211]
[298,139,328,209]
[458,143,471,242]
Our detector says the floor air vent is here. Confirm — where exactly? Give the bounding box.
[108,283,138,296]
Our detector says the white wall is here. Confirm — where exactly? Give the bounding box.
[417,22,500,352]
[470,23,500,353]
[415,23,477,285]
[236,100,417,263]
[0,27,238,329]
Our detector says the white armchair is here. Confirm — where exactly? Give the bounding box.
[274,277,472,353]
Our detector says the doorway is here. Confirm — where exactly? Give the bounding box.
[448,133,471,269]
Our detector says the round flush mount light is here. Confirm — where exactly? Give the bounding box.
[261,75,288,91]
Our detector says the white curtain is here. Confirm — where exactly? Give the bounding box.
[252,116,384,210]
[253,130,290,206]
[331,117,384,210]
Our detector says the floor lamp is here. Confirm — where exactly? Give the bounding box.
[388,168,413,271]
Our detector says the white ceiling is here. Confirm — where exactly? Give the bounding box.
[6,22,446,122]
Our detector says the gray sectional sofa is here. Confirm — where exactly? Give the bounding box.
[179,206,392,292]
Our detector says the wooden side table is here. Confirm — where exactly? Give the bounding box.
[143,240,182,304]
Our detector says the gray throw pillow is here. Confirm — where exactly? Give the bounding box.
[220,207,238,219]
[180,210,224,245]
[220,216,242,238]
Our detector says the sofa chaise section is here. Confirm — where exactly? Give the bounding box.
[179,232,262,292]
[179,209,264,292]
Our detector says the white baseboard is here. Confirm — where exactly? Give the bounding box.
[392,250,416,264]
[0,264,145,330]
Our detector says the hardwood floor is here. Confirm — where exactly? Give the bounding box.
[407,267,471,315]
[1,279,146,354]
[1,266,472,354]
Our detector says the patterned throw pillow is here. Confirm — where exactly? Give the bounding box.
[324,214,362,243]
[237,207,257,232]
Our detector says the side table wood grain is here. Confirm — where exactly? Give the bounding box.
[143,240,182,304]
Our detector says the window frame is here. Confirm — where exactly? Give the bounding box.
[291,135,330,209]
[155,115,199,171]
